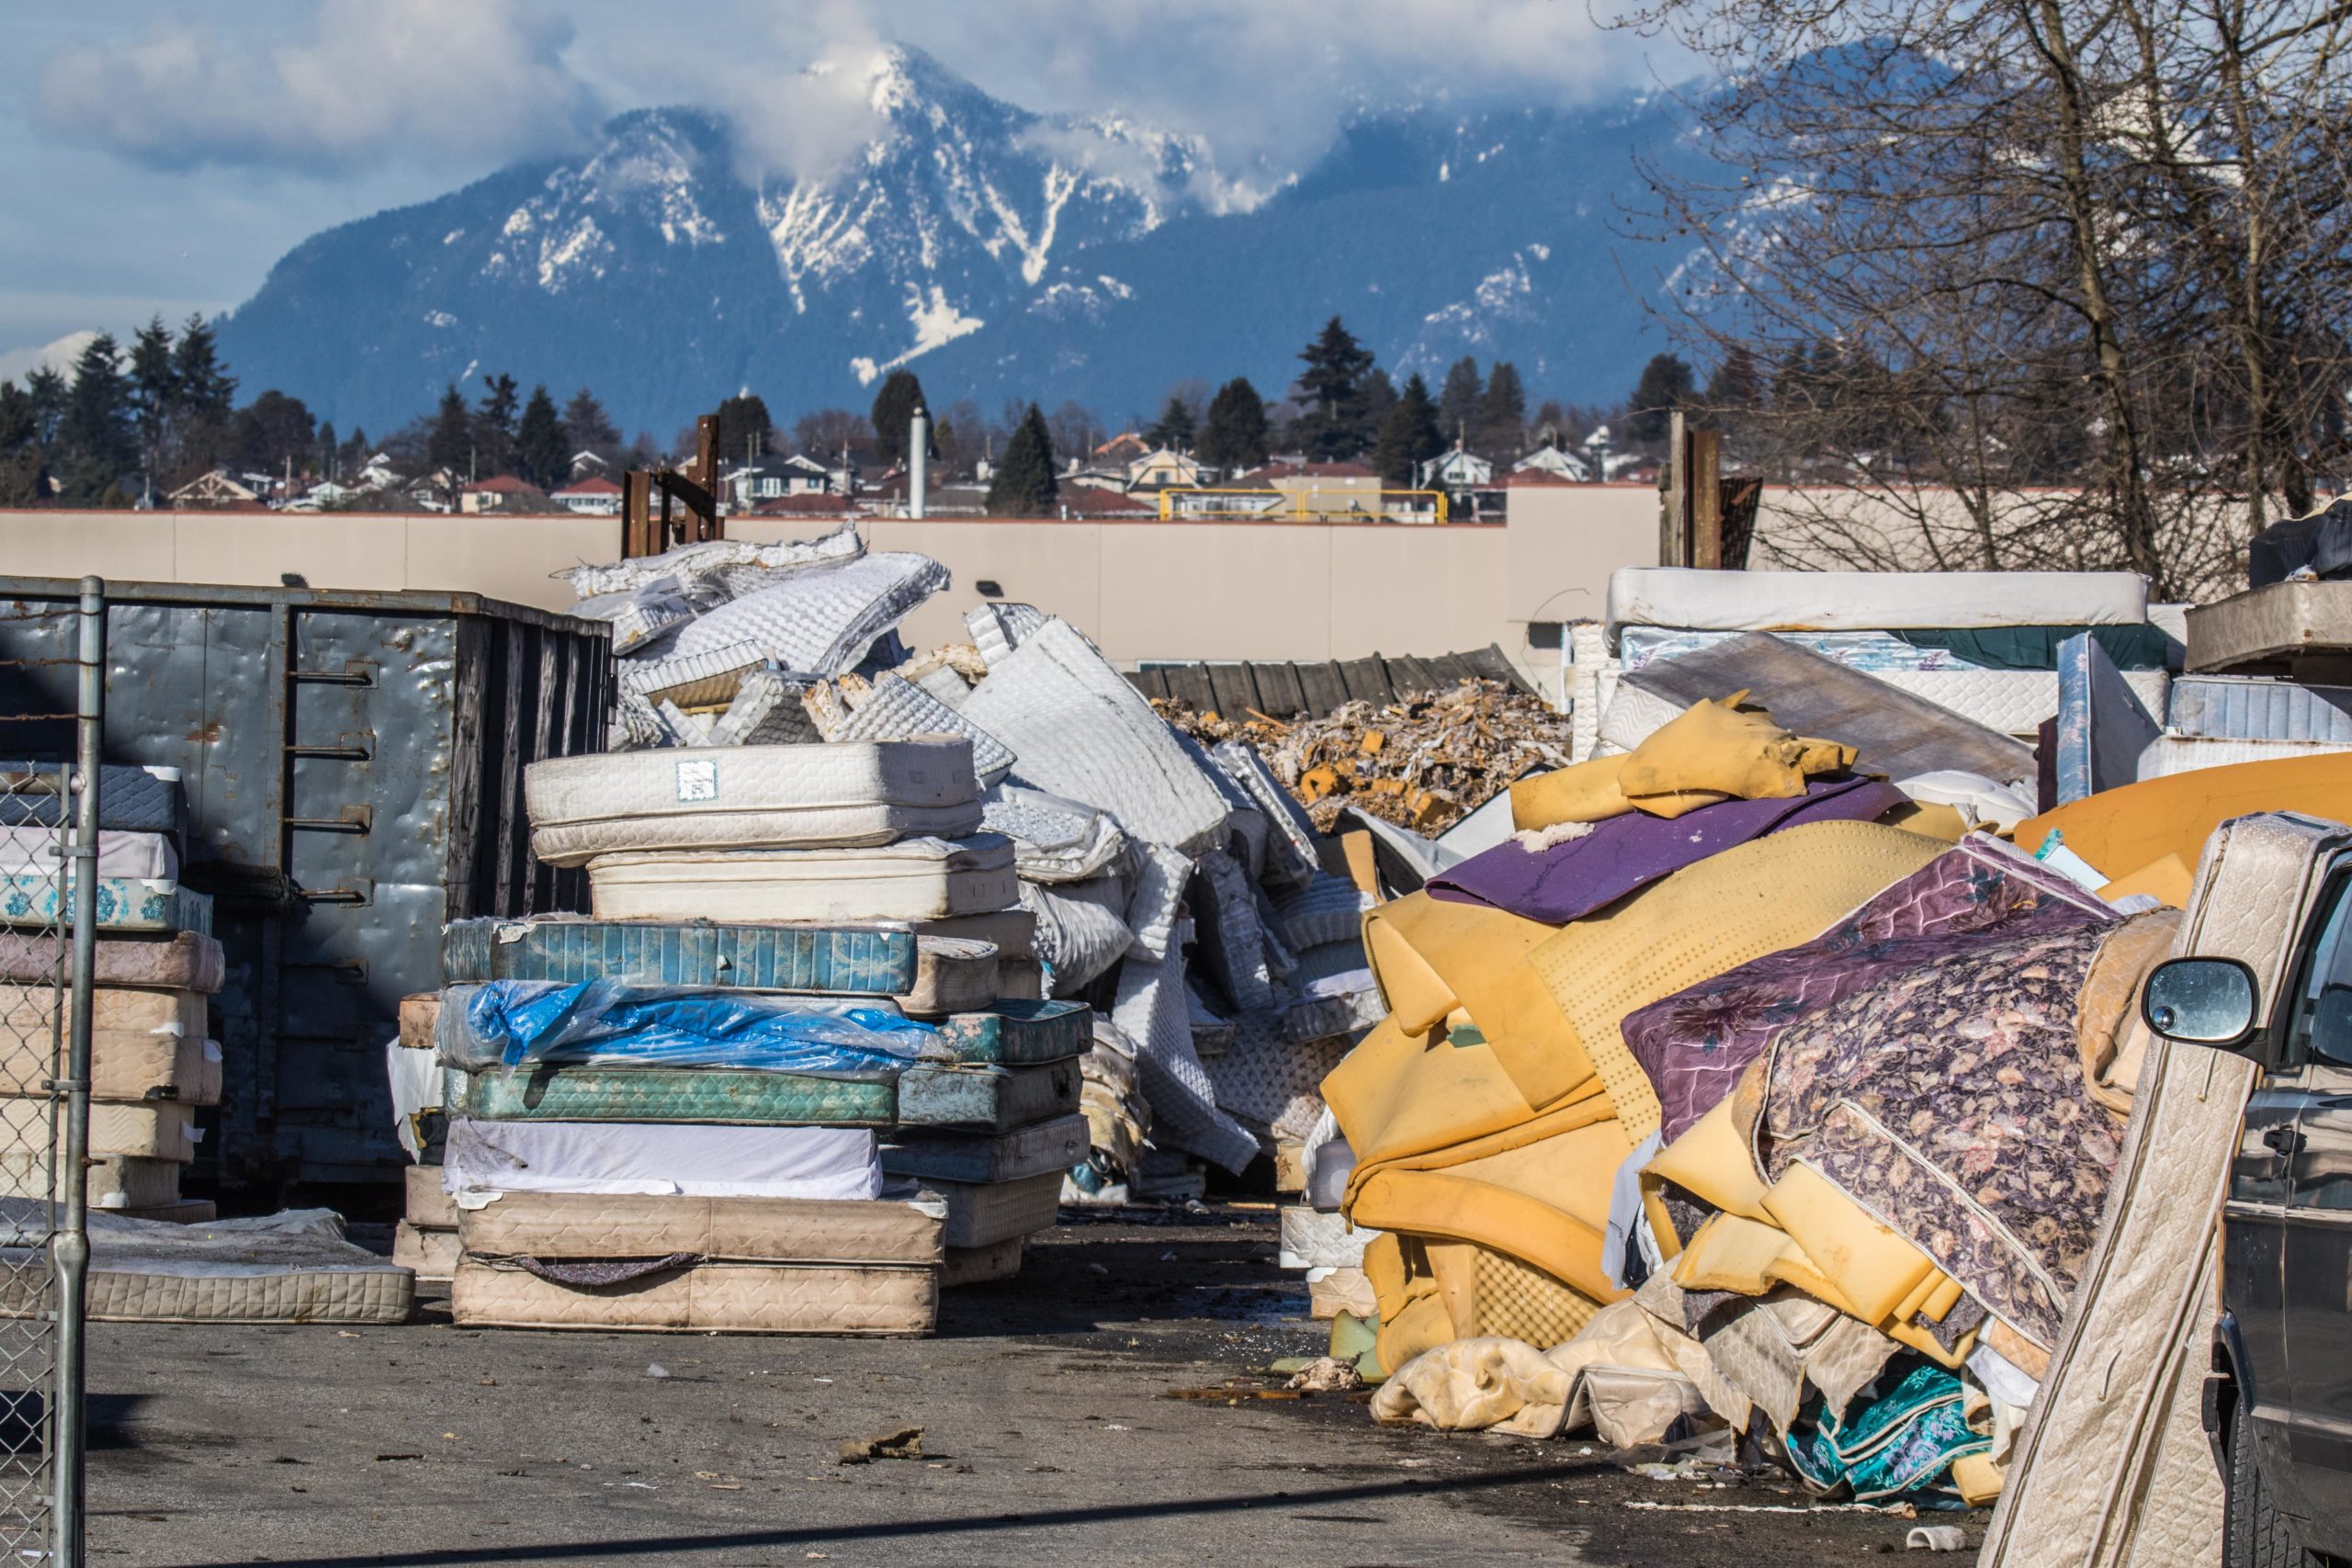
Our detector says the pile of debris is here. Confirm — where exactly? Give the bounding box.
[1154,680,1572,836]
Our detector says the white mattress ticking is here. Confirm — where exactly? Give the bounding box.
[584,833,1019,922]
[1605,567,2149,644]
[442,1119,881,1201]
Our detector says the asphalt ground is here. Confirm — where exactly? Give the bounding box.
[84,1207,1978,1567]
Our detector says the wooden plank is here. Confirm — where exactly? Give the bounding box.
[1691,428,1724,570]
[1659,411,1689,568]
[1249,661,1307,718]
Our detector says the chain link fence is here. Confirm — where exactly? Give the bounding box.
[0,581,105,1564]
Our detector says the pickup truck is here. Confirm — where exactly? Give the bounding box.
[2144,871,2352,1568]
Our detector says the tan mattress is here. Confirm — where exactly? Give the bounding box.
[922,1172,1062,1249]
[0,1205,413,1325]
[527,740,984,866]
[899,936,1000,1015]
[912,909,1038,961]
[587,834,1019,923]
[451,1258,936,1335]
[11,1101,203,1162]
[0,1151,184,1208]
[392,1222,460,1280]
[458,1190,943,1265]
[0,986,214,1100]
[943,1237,1025,1288]
[404,1165,458,1229]
[0,931,223,993]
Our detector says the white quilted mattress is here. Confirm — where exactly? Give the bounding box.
[526,740,983,866]
[1605,566,2149,642]
[2136,734,2352,780]
[451,1258,936,1335]
[957,618,1233,856]
[816,673,1017,788]
[911,1171,1063,1249]
[458,1190,942,1264]
[586,834,1020,922]
[1864,667,2170,739]
[443,1119,881,1201]
[673,552,951,677]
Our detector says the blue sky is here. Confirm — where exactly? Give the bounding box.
[1,0,1657,382]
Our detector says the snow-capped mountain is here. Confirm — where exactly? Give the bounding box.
[216,47,1688,437]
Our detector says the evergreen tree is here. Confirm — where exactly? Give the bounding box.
[561,389,620,457]
[473,373,520,476]
[427,384,472,477]
[1145,392,1197,451]
[127,315,177,491]
[232,390,316,478]
[0,382,46,507]
[1373,372,1445,486]
[24,367,66,451]
[1435,356,1484,446]
[316,421,337,481]
[517,385,568,489]
[1294,317,1377,459]
[167,314,236,476]
[1197,378,1270,472]
[1358,368,1397,431]
[1626,354,1697,445]
[1706,346,1762,412]
[869,371,926,468]
[54,334,138,504]
[986,403,1057,516]
[1478,362,1527,454]
[713,393,775,468]
[339,425,371,474]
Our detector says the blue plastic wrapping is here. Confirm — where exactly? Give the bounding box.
[443,980,941,1076]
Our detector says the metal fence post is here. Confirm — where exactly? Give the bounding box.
[50,577,101,1567]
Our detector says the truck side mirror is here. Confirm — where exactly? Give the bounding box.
[2142,957,2260,1050]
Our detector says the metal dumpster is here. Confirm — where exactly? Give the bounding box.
[0,579,610,1198]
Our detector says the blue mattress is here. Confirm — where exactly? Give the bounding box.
[441,919,916,994]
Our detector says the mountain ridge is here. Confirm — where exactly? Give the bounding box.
[214,47,1689,437]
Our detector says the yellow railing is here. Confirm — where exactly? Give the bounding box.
[1156,487,1451,524]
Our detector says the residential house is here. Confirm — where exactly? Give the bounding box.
[167,469,260,509]
[458,474,545,514]
[568,450,610,481]
[723,454,833,511]
[1512,445,1591,482]
[1092,432,1151,467]
[1126,447,1205,490]
[550,474,624,516]
[1418,444,1496,491]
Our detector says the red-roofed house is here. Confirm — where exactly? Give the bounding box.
[458,474,545,514]
[550,474,624,515]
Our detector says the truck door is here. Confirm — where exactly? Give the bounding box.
[2271,870,2352,1547]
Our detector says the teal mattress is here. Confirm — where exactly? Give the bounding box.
[452,1065,895,1126]
[933,1000,1089,1066]
[897,1059,1082,1132]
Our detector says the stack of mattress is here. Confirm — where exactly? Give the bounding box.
[0,765,218,1223]
[413,737,1088,1332]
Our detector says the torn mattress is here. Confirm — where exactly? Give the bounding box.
[670,551,949,676]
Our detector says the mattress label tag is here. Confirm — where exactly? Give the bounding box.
[675,761,719,803]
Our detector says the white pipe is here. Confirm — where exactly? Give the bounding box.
[910,406,929,520]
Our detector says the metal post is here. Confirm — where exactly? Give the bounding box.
[50,577,101,1567]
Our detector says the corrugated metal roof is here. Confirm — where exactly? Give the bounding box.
[1125,643,1534,718]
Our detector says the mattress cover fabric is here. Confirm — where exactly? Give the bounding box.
[1017,876,1134,994]
[0,877,211,937]
[450,1257,935,1335]
[2137,734,2352,780]
[527,739,982,866]
[0,1202,413,1325]
[1605,567,2148,644]
[561,522,864,600]
[1211,741,1321,889]
[932,1000,1091,1066]
[1623,835,2113,1141]
[880,1112,1089,1184]
[449,1063,897,1126]
[957,618,1233,856]
[586,834,1019,923]
[0,762,186,837]
[442,1119,881,1200]
[2185,580,2352,673]
[670,551,949,676]
[2168,676,2352,742]
[458,1190,942,1264]
[898,937,1001,1015]
[815,673,1017,788]
[0,828,176,879]
[442,918,915,994]
[979,785,1128,884]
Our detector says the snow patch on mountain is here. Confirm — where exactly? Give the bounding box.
[850,285,987,384]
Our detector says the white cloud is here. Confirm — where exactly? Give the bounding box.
[35,0,601,176]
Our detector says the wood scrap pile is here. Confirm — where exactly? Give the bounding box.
[1154,679,1572,835]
